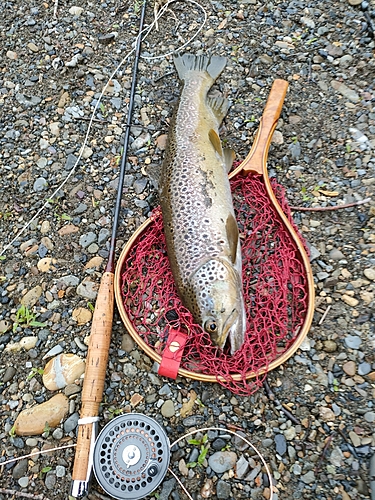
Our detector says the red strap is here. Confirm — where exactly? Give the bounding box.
[158,329,187,379]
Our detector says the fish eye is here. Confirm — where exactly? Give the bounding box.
[204,319,217,333]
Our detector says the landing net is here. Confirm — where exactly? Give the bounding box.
[119,174,309,396]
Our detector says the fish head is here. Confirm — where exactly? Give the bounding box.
[190,259,246,354]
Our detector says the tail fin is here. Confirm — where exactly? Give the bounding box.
[173,53,227,83]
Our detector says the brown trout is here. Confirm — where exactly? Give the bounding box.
[160,53,246,354]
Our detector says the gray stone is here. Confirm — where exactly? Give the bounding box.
[158,384,172,396]
[358,362,371,375]
[208,451,237,473]
[79,232,97,248]
[55,465,66,477]
[45,472,57,490]
[188,448,199,464]
[161,399,175,418]
[364,412,375,423]
[98,228,110,245]
[33,177,48,192]
[76,280,98,299]
[18,476,29,488]
[275,433,287,456]
[344,335,362,350]
[159,478,176,500]
[233,431,249,451]
[134,177,148,194]
[3,366,16,383]
[301,470,316,484]
[216,480,231,499]
[63,412,79,433]
[13,459,28,479]
[123,363,138,378]
[59,275,80,287]
[16,93,41,106]
[329,248,345,260]
[52,428,64,440]
[64,153,78,170]
[131,132,151,151]
[182,415,205,427]
[87,243,99,254]
[236,455,250,479]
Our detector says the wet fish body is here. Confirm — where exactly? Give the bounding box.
[159,54,246,354]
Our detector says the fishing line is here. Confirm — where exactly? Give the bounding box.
[0,0,207,256]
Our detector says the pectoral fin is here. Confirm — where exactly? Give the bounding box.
[208,128,223,156]
[226,213,239,264]
[223,148,235,173]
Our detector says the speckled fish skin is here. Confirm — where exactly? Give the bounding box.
[160,53,246,354]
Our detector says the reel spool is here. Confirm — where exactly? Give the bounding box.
[93,414,170,500]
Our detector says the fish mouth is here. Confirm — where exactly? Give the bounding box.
[215,308,239,350]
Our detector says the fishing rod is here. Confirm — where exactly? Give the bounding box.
[70,2,148,497]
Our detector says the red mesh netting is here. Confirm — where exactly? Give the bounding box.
[119,174,309,396]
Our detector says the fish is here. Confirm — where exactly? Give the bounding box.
[159,53,246,354]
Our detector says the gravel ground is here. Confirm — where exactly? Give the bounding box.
[1,1,375,499]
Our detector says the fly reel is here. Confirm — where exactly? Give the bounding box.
[93,414,170,500]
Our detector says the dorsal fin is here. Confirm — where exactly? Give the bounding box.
[208,129,223,156]
[207,95,229,124]
[226,213,239,264]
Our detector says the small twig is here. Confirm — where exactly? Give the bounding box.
[74,117,108,124]
[0,489,47,500]
[314,433,335,473]
[153,71,175,83]
[318,305,331,325]
[263,378,301,425]
[290,197,371,212]
[53,0,58,18]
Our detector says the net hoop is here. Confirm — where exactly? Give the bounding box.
[114,173,314,388]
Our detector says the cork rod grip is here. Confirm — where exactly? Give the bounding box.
[72,271,114,481]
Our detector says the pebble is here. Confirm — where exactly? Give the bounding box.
[33,177,48,192]
[59,275,80,287]
[43,353,85,390]
[45,472,56,490]
[364,412,375,423]
[216,480,231,499]
[121,333,135,352]
[208,451,237,473]
[3,366,17,383]
[342,360,356,376]
[161,399,175,418]
[349,431,361,447]
[5,336,38,352]
[275,433,287,455]
[330,80,360,103]
[79,232,97,248]
[63,412,79,433]
[358,362,371,376]
[72,307,92,325]
[364,268,375,281]
[18,476,29,488]
[13,459,28,479]
[329,248,345,260]
[20,286,42,308]
[76,280,98,299]
[236,455,250,479]
[323,340,337,352]
[14,393,69,435]
[345,335,362,349]
[284,427,296,441]
[301,470,316,484]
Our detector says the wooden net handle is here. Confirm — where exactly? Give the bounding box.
[71,271,114,482]
[230,79,289,179]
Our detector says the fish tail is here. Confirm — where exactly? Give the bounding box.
[173,53,227,83]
